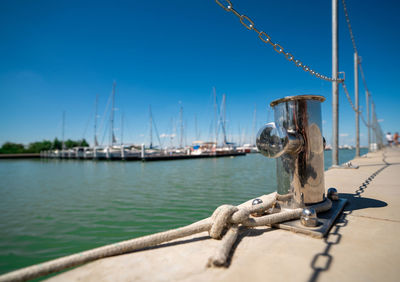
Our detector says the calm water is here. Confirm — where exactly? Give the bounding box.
[0,149,367,274]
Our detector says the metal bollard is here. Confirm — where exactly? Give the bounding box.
[256,95,326,207]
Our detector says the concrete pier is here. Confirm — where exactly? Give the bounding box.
[48,148,400,281]
[0,153,40,159]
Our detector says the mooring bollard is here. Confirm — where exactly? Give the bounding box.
[256,95,326,208]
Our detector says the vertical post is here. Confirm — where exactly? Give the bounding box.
[149,105,153,149]
[194,114,198,141]
[121,112,125,159]
[371,101,376,149]
[252,104,257,146]
[121,112,124,146]
[141,144,145,159]
[221,94,227,145]
[179,104,183,148]
[354,52,360,157]
[213,87,218,145]
[332,0,339,166]
[106,146,110,159]
[366,90,370,151]
[110,81,116,146]
[62,111,66,158]
[94,94,98,147]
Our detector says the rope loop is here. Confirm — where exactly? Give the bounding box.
[209,205,238,239]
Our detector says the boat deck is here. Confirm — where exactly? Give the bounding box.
[48,148,400,282]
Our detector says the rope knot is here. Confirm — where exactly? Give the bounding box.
[209,205,238,239]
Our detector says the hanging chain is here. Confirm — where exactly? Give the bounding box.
[359,63,370,96]
[342,0,372,103]
[360,111,369,127]
[341,81,358,113]
[341,0,358,54]
[215,0,344,82]
[341,0,372,129]
[340,80,370,128]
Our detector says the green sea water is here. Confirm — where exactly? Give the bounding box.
[0,149,367,275]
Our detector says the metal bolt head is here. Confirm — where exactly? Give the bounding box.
[300,208,318,227]
[251,198,264,217]
[327,187,339,201]
[252,198,263,206]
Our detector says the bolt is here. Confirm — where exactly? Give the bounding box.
[300,208,318,227]
[252,198,263,206]
[327,187,339,201]
[251,198,264,217]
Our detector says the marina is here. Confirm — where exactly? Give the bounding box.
[0,149,368,277]
[0,0,399,281]
[45,148,400,282]
[39,146,247,161]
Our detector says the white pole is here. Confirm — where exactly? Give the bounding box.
[355,52,360,157]
[332,0,339,166]
[141,144,145,159]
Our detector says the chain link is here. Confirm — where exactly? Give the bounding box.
[215,0,344,82]
[340,80,370,128]
[359,63,370,96]
[342,0,358,54]
[360,111,369,127]
[341,81,358,113]
[341,0,374,129]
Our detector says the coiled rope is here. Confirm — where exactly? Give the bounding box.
[0,192,331,282]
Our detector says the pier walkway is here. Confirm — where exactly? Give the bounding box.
[49,148,400,282]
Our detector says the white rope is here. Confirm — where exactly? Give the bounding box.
[0,192,332,281]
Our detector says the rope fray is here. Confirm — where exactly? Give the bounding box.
[0,192,331,281]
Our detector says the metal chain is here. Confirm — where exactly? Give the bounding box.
[343,0,372,119]
[359,63,370,96]
[215,0,344,82]
[341,0,358,54]
[340,81,370,128]
[360,111,369,127]
[340,81,358,113]
[341,0,374,129]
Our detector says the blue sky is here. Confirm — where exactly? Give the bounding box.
[0,0,399,147]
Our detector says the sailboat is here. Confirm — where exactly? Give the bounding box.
[94,82,119,159]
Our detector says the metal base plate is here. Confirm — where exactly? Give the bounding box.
[272,198,347,238]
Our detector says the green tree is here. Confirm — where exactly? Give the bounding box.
[80,139,89,147]
[0,138,90,154]
[64,139,77,149]
[52,138,62,150]
[0,142,26,154]
[26,140,52,153]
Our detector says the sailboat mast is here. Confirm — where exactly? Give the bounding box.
[110,81,116,146]
[238,123,242,146]
[94,94,98,147]
[121,112,124,146]
[213,87,218,145]
[222,93,227,145]
[62,111,65,149]
[149,105,153,149]
[252,104,257,145]
[170,117,174,148]
[179,104,183,148]
[194,114,199,140]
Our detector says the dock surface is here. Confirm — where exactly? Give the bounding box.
[0,153,40,159]
[48,148,400,282]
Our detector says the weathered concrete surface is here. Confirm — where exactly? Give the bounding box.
[48,148,400,282]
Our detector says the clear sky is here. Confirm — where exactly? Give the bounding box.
[1,0,399,147]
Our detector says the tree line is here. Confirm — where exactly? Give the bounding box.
[0,138,89,154]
